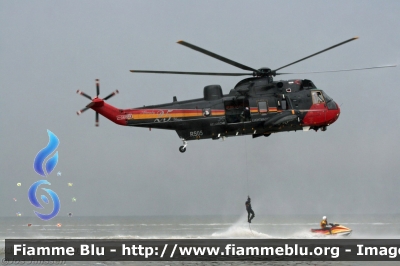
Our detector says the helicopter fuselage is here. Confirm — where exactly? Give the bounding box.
[77,37,396,152]
[90,77,340,142]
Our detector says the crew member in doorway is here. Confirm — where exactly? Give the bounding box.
[245,196,255,223]
[241,106,251,122]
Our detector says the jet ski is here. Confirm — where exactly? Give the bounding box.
[311,223,352,236]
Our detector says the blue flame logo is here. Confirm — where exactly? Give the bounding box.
[30,130,61,221]
[33,130,59,176]
[28,180,60,220]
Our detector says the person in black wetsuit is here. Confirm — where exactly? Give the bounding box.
[245,196,255,223]
[241,106,251,122]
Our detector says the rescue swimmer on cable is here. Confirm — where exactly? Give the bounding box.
[245,196,255,223]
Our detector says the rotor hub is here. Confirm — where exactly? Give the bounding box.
[254,67,273,77]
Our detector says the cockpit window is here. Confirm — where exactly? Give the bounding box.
[322,91,338,110]
[322,91,332,102]
[311,91,325,104]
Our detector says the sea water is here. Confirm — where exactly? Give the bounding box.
[1,214,400,265]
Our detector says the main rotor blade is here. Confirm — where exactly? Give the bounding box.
[130,70,252,76]
[275,65,397,75]
[273,37,359,72]
[177,40,259,73]
[96,79,100,97]
[103,90,119,100]
[76,90,92,100]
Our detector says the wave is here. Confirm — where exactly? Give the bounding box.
[212,224,271,239]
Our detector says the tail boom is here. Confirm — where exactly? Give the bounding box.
[90,99,127,126]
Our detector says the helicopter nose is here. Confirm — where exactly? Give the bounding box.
[335,101,340,118]
[326,101,340,125]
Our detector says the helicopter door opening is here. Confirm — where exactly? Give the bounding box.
[310,90,326,123]
[311,91,325,105]
[224,99,250,123]
[277,95,288,111]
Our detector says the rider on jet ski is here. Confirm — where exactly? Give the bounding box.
[311,217,352,236]
[320,216,328,228]
[320,216,333,233]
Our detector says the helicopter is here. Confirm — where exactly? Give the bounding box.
[76,37,396,153]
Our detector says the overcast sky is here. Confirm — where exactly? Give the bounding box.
[1,0,399,218]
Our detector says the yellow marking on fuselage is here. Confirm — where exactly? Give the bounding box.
[130,110,225,120]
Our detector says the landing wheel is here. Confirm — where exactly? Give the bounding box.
[179,146,186,153]
[321,126,327,131]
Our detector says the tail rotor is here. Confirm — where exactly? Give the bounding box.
[76,90,92,100]
[76,79,119,126]
[76,106,89,115]
[96,79,100,97]
[103,90,119,100]
[95,112,99,127]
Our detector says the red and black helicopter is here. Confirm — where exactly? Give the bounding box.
[77,37,395,152]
